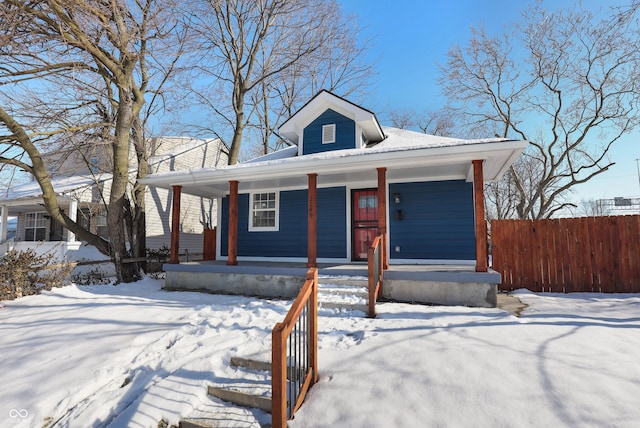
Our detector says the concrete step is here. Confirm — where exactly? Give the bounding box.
[318,283,369,298]
[231,355,271,372]
[318,275,369,287]
[207,383,272,413]
[317,281,369,314]
[180,355,274,427]
[180,394,272,428]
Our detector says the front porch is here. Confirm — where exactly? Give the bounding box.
[163,261,500,308]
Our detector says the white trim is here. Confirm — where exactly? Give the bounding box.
[1,205,7,242]
[297,127,304,156]
[217,255,350,264]
[322,124,336,144]
[345,186,352,261]
[248,191,280,232]
[388,258,476,265]
[216,196,222,258]
[67,199,77,242]
[386,181,391,261]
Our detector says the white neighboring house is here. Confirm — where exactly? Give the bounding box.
[0,136,227,261]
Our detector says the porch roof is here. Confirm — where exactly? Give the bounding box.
[1,174,110,213]
[140,131,528,198]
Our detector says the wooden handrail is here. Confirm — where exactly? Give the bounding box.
[272,268,318,428]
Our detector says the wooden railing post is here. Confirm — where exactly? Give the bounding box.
[308,267,318,383]
[169,185,182,264]
[367,235,382,318]
[271,323,286,428]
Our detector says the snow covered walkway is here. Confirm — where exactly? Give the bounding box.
[1,278,640,427]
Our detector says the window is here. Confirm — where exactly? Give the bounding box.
[322,124,336,144]
[249,192,279,231]
[96,210,107,227]
[359,195,377,209]
[25,212,47,241]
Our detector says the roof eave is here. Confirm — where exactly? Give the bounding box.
[140,140,529,191]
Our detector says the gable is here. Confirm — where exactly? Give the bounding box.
[302,109,356,155]
[279,90,384,147]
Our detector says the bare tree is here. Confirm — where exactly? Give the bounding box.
[388,109,416,130]
[0,0,185,282]
[189,0,374,163]
[440,3,640,219]
[415,109,458,137]
[579,199,611,217]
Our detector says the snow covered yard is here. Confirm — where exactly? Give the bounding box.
[1,278,640,428]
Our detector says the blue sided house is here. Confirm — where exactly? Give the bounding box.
[141,90,528,308]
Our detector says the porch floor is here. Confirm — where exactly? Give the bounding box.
[163,260,501,284]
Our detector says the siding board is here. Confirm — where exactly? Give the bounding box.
[221,187,347,258]
[388,180,476,260]
[302,109,355,155]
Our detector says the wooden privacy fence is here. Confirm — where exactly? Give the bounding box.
[492,215,640,293]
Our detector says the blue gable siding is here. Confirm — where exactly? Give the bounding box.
[389,180,476,260]
[303,109,355,155]
[221,187,347,258]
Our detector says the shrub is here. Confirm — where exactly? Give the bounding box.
[0,249,73,301]
[145,245,170,274]
[69,265,115,286]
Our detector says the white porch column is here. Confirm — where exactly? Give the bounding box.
[1,205,7,242]
[67,199,78,242]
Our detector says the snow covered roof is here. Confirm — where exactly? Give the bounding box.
[376,126,506,148]
[140,126,528,199]
[2,174,110,202]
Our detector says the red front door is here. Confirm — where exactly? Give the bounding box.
[352,189,378,261]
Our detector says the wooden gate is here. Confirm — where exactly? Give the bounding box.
[492,216,640,292]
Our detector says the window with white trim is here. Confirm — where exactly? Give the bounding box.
[249,192,279,231]
[322,124,336,144]
[25,212,47,241]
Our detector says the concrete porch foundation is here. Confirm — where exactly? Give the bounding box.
[163,261,501,307]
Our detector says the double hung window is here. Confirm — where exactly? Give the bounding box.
[25,212,47,241]
[249,192,279,231]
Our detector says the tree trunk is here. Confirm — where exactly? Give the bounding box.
[111,87,141,283]
[132,117,148,271]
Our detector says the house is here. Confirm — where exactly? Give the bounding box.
[141,91,528,307]
[0,137,227,262]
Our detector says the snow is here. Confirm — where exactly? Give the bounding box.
[141,126,520,188]
[3,174,111,200]
[2,280,640,427]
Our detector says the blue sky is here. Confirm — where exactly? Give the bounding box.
[338,0,640,206]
